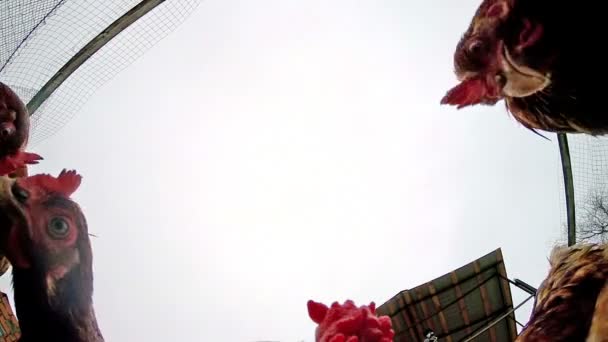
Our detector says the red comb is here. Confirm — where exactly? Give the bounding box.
[307,299,394,342]
[308,300,329,324]
[25,169,82,197]
[440,78,487,109]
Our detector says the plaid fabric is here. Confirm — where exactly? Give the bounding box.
[377,249,518,342]
[0,292,19,341]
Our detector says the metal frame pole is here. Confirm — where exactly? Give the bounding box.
[26,0,166,115]
[558,132,576,246]
[462,294,534,342]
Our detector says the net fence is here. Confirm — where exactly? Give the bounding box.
[0,0,201,146]
[557,134,608,244]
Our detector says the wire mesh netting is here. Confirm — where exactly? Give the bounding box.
[0,0,201,146]
[557,135,608,243]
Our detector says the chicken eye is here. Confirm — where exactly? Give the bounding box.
[47,217,70,239]
[467,40,485,56]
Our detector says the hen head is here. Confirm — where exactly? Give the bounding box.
[0,170,91,303]
[441,0,552,109]
[0,82,29,151]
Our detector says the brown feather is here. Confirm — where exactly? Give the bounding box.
[517,244,608,341]
[587,282,608,342]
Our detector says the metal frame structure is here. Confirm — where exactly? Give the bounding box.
[557,132,576,246]
[378,248,532,342]
[26,0,166,116]
[419,278,536,342]
[461,278,536,342]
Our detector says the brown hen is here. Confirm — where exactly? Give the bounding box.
[0,170,103,342]
[441,0,606,136]
[518,244,608,341]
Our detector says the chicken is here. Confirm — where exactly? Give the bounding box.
[440,0,606,135]
[0,82,42,176]
[517,244,608,341]
[307,299,394,342]
[0,169,103,342]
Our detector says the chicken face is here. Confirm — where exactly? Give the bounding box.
[0,170,103,341]
[442,0,551,108]
[0,170,87,297]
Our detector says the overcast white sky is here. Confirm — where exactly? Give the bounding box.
[1,0,570,340]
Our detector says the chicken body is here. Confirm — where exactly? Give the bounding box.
[0,170,103,342]
[517,244,608,341]
[0,83,41,176]
[442,0,607,135]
